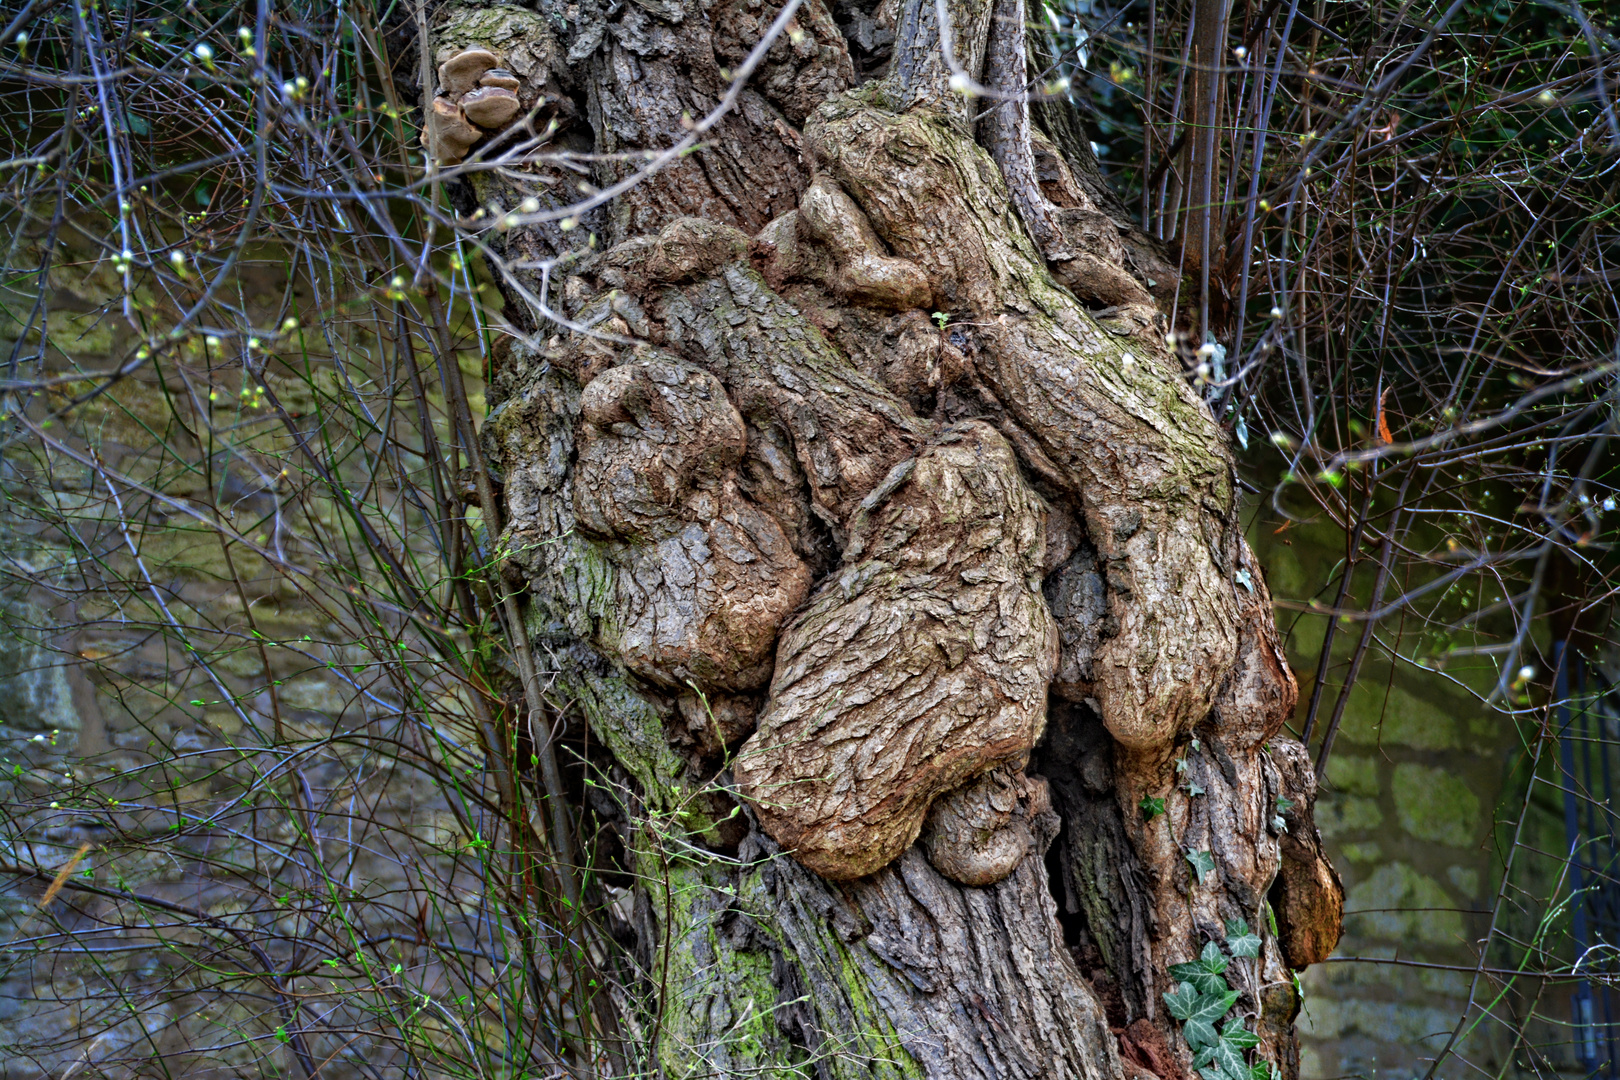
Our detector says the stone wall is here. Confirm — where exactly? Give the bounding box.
[1254,516,1578,1078]
[0,248,507,1080]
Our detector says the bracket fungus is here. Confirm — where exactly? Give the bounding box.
[439,48,499,96]
[421,47,533,165]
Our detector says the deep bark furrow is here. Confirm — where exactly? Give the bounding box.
[753,837,1123,1080]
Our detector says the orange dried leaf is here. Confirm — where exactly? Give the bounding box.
[1376,388,1395,445]
[39,844,91,910]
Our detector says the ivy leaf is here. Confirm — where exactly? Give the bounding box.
[1207,1031,1250,1080]
[1191,1022,1264,1080]
[1186,849,1216,882]
[1197,940,1230,973]
[1220,1021,1261,1050]
[1184,780,1206,797]
[1180,989,1240,1050]
[1225,918,1261,958]
[1249,1062,1279,1080]
[1168,961,1228,996]
[121,108,152,137]
[1271,795,1294,834]
[1163,981,1202,1020]
[1140,795,1167,820]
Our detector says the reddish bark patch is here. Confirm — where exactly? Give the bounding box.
[1117,1018,1187,1080]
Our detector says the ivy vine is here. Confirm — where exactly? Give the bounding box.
[1162,919,1278,1080]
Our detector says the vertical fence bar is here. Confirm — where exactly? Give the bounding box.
[1559,645,1619,1076]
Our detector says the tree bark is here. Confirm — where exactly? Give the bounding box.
[419,0,1343,1074]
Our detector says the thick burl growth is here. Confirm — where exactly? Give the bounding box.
[806,96,1246,754]
[573,354,813,693]
[733,422,1057,881]
[1268,739,1346,968]
[535,215,1060,885]
[922,766,1057,887]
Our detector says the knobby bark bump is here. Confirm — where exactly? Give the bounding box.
[427,0,1344,1072]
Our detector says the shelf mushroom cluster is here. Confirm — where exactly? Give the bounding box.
[422,49,523,165]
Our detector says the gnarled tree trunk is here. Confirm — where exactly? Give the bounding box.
[420,0,1343,1073]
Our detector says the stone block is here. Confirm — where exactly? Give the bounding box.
[1336,681,1459,750]
[1392,762,1481,847]
[1447,865,1481,897]
[1337,841,1382,862]
[1343,862,1464,945]
[1324,754,1379,797]
[1298,995,1459,1046]
[1316,795,1383,839]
